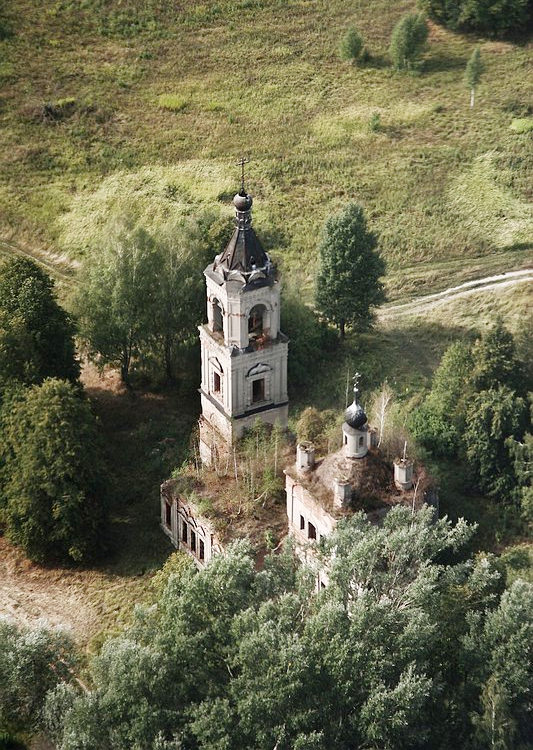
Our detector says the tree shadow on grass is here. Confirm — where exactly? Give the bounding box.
[356,53,390,70]
[293,318,473,413]
[85,372,199,577]
[423,52,468,73]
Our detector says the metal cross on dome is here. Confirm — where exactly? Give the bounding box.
[353,372,361,400]
[236,155,250,193]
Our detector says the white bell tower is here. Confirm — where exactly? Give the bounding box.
[198,182,289,464]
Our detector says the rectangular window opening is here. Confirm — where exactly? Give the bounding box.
[190,529,196,553]
[213,371,221,394]
[308,522,316,540]
[199,539,205,560]
[300,514,305,531]
[165,502,172,528]
[181,520,188,543]
[252,378,265,404]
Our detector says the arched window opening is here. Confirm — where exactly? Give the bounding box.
[212,299,223,334]
[252,378,265,404]
[210,359,223,400]
[248,304,266,340]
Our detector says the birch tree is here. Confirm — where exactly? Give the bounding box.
[464,47,484,108]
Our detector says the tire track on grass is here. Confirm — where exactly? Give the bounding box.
[379,269,533,320]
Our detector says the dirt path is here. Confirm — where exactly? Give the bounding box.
[379,269,533,320]
[0,239,77,285]
[0,539,99,642]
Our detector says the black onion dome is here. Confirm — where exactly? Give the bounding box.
[345,399,367,429]
[233,191,253,212]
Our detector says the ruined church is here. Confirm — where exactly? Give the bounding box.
[161,182,433,579]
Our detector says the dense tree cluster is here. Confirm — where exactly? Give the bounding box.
[419,0,532,37]
[0,379,108,562]
[0,258,108,564]
[409,320,531,516]
[75,213,229,386]
[0,508,525,749]
[0,257,78,389]
[0,618,76,738]
[315,203,385,338]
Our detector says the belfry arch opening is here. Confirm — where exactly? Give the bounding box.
[212,299,223,334]
[248,304,267,340]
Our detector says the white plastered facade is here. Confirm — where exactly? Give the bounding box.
[199,269,289,461]
[285,471,337,589]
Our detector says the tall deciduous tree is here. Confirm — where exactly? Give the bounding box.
[464,47,484,108]
[75,222,158,388]
[389,13,429,71]
[152,214,222,382]
[76,213,226,385]
[0,378,108,563]
[315,203,385,338]
[0,257,79,388]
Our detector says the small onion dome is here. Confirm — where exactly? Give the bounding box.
[233,191,253,212]
[345,399,367,430]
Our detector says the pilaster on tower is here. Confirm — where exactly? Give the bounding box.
[198,186,289,465]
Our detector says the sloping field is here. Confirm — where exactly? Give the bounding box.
[0,0,531,304]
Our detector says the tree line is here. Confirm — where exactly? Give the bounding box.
[409,319,532,525]
[0,257,107,563]
[340,0,530,75]
[1,507,531,749]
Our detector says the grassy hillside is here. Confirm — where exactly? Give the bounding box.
[0,0,531,304]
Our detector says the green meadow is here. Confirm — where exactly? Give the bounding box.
[0,0,531,305]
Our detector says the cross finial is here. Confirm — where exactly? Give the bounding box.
[236,155,250,194]
[352,372,361,401]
